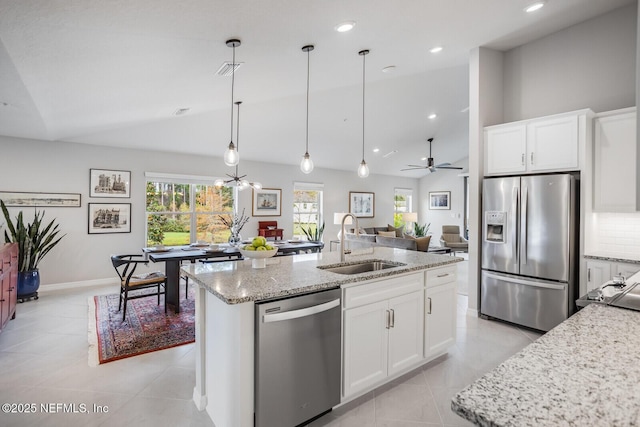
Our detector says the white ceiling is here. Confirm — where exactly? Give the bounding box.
[0,0,633,178]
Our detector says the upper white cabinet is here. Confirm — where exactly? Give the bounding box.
[593,107,636,212]
[485,109,592,176]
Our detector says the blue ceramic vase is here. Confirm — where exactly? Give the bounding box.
[17,269,40,297]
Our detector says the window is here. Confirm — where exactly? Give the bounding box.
[145,173,235,246]
[394,188,413,228]
[293,182,324,240]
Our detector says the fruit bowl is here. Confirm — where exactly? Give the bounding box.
[239,247,278,268]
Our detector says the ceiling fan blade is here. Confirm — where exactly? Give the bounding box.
[406,164,426,168]
[400,167,425,171]
[436,165,464,170]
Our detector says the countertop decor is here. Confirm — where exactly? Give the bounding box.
[452,303,640,426]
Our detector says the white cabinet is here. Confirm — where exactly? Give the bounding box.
[485,125,527,175]
[586,260,611,292]
[425,265,457,357]
[593,107,636,212]
[342,273,424,398]
[485,110,590,176]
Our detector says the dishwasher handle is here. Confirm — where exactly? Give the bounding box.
[262,298,340,323]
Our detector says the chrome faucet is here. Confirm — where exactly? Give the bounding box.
[340,213,359,263]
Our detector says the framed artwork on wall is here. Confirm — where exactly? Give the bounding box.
[90,169,131,198]
[252,188,282,217]
[0,191,81,207]
[88,203,131,234]
[429,191,451,210]
[349,191,375,218]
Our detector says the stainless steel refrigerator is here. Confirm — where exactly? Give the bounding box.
[481,173,578,332]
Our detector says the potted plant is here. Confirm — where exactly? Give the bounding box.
[1,200,66,301]
[301,221,325,242]
[413,222,431,237]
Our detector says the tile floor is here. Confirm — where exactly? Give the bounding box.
[0,259,542,427]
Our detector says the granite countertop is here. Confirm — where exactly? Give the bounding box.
[452,303,640,426]
[182,246,461,304]
[584,254,640,264]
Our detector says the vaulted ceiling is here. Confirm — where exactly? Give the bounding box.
[0,0,633,177]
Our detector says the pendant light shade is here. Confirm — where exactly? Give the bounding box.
[300,44,315,174]
[223,39,241,167]
[357,49,370,178]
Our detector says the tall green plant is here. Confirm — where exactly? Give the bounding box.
[413,222,431,237]
[1,200,66,272]
[301,221,324,242]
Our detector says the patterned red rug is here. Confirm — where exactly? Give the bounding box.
[88,287,195,365]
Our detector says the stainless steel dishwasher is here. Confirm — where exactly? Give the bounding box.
[255,288,341,427]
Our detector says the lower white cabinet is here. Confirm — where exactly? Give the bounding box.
[425,265,457,358]
[585,260,611,292]
[342,266,458,400]
[342,273,424,398]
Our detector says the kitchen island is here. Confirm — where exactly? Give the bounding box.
[182,246,461,427]
[452,302,640,426]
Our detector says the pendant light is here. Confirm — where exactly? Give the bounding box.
[223,39,240,167]
[300,44,315,174]
[357,49,370,178]
[215,101,262,190]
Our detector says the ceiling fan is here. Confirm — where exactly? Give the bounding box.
[401,138,463,173]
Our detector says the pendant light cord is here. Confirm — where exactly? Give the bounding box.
[235,101,240,177]
[305,48,310,153]
[230,44,236,144]
[362,51,366,161]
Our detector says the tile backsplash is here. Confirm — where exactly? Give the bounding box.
[588,213,640,260]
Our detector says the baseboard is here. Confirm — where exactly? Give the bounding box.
[39,278,119,293]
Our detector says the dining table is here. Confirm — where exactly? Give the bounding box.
[144,240,324,313]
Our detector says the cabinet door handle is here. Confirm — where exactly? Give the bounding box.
[385,310,390,329]
[530,152,534,165]
[587,268,591,282]
[427,297,432,314]
[521,153,525,165]
[390,309,395,328]
[437,273,449,278]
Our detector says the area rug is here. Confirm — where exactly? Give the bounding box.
[88,286,195,366]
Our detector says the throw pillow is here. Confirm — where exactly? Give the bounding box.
[387,224,404,238]
[378,230,396,237]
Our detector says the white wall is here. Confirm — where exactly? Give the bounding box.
[417,159,468,243]
[503,3,637,122]
[0,135,418,286]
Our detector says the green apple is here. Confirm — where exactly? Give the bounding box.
[252,236,267,247]
[256,245,267,251]
[244,245,256,251]
[265,245,274,250]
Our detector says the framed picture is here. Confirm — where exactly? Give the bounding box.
[349,191,375,218]
[0,191,81,207]
[88,203,131,234]
[429,191,451,210]
[90,169,130,198]
[252,188,282,217]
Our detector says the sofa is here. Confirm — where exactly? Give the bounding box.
[344,225,432,252]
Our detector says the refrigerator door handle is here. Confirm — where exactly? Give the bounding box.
[512,186,519,268]
[484,272,566,290]
[522,186,528,265]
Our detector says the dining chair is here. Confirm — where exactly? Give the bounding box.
[111,254,167,322]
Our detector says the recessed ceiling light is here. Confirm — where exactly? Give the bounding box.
[421,156,427,161]
[383,150,398,158]
[174,108,190,116]
[524,2,545,13]
[373,148,380,153]
[460,106,470,113]
[335,21,356,32]
[428,113,437,119]
[429,46,443,54]
[382,66,396,73]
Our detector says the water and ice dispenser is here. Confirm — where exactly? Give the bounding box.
[485,211,506,243]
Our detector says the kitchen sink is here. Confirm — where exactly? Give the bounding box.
[317,260,406,275]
